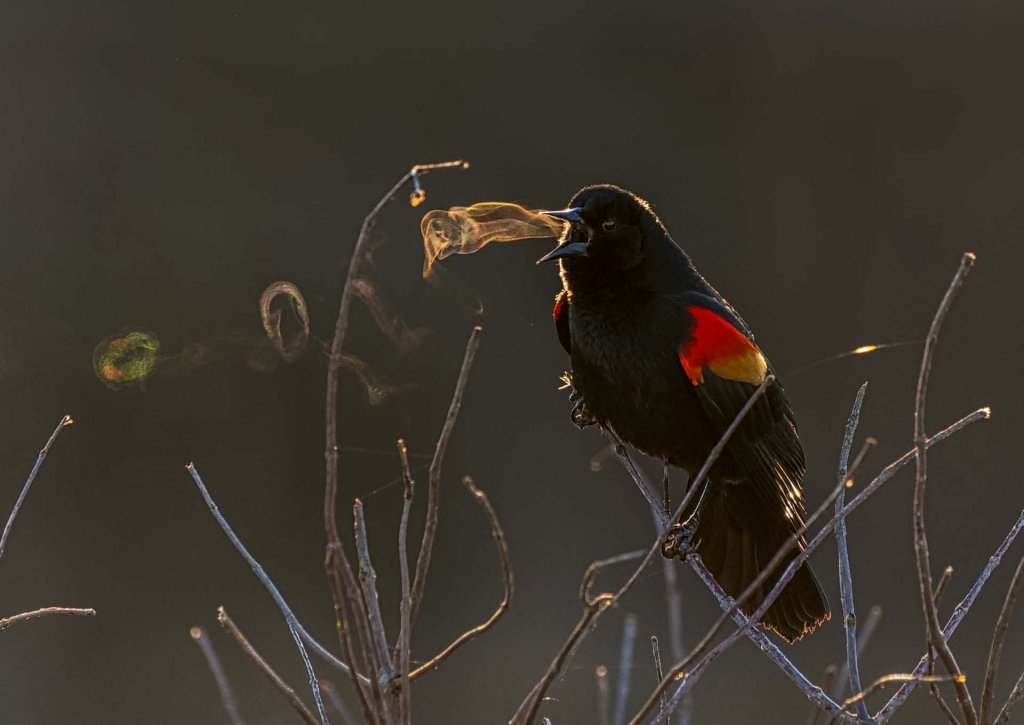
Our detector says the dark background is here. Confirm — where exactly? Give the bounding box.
[1,0,1022,722]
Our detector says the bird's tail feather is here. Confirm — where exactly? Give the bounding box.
[694,481,830,643]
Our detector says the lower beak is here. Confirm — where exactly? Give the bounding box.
[536,240,589,264]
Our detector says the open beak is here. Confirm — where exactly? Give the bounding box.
[537,207,588,263]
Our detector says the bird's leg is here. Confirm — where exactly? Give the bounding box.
[567,379,597,430]
[661,478,711,560]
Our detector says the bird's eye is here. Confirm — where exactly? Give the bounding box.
[602,219,616,231]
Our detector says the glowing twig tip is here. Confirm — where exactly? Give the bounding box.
[852,345,879,355]
[189,626,202,640]
[61,415,74,426]
[185,462,195,471]
[596,665,608,678]
[980,407,992,419]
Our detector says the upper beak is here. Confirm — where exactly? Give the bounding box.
[540,207,583,223]
[536,207,588,263]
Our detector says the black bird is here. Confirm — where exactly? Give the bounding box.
[538,184,829,642]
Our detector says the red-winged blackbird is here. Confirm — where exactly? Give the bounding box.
[539,184,829,642]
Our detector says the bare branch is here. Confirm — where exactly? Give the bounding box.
[613,614,638,725]
[353,499,393,681]
[317,679,357,724]
[834,383,872,724]
[217,606,318,725]
[0,606,94,632]
[324,549,379,723]
[0,414,73,562]
[995,669,1024,724]
[651,636,666,722]
[980,550,1024,723]
[185,463,329,724]
[934,566,955,608]
[191,625,245,725]
[409,475,512,680]
[845,672,962,710]
[812,665,840,725]
[912,252,977,724]
[877,506,1024,721]
[395,438,415,722]
[410,326,482,627]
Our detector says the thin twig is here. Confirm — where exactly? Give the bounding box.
[651,636,666,721]
[812,665,840,725]
[0,606,95,631]
[217,606,318,725]
[0,414,73,562]
[980,551,1024,723]
[597,666,611,725]
[512,550,646,724]
[354,499,393,682]
[409,475,512,680]
[995,669,1024,723]
[185,463,329,725]
[613,614,638,725]
[324,551,379,723]
[191,625,245,725]
[395,438,415,722]
[410,325,482,627]
[934,567,955,607]
[877,506,1024,721]
[912,252,977,725]
[834,383,872,724]
[845,672,962,710]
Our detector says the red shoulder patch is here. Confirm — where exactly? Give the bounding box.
[679,306,767,385]
[553,294,566,323]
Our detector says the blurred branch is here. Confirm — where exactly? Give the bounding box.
[409,475,512,680]
[191,625,245,725]
[410,325,482,627]
[185,463,329,725]
[829,605,883,713]
[0,606,95,632]
[0,414,73,562]
[651,636,666,722]
[613,614,638,725]
[995,670,1024,723]
[217,606,319,725]
[318,679,357,724]
[912,252,977,725]
[597,665,611,725]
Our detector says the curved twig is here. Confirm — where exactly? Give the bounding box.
[0,606,95,631]
[409,475,513,679]
[980,551,1024,723]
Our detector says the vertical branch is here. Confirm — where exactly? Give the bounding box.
[830,605,883,710]
[912,252,977,725]
[409,326,482,626]
[0,414,73,562]
[597,666,611,725]
[191,625,245,725]
[650,637,666,722]
[353,499,393,682]
[613,614,638,725]
[834,383,872,724]
[980,551,1024,723]
[395,439,415,723]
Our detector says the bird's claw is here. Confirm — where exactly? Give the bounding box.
[662,517,700,560]
[571,394,597,430]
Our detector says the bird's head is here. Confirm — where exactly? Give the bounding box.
[536,184,662,274]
